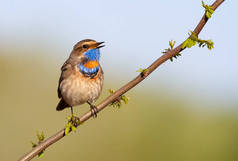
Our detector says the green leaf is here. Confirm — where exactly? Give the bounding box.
[169,40,176,49]
[71,125,76,132]
[66,116,71,121]
[111,101,121,108]
[187,39,197,48]
[31,131,46,158]
[136,68,148,74]
[108,88,129,108]
[202,1,214,19]
[121,95,129,104]
[162,40,182,62]
[35,131,45,143]
[40,132,45,142]
[31,141,37,148]
[182,31,214,51]
[174,53,181,59]
[65,122,71,136]
[108,89,115,94]
[181,39,188,49]
[38,151,44,158]
[162,48,169,54]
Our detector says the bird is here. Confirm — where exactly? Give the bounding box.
[56,39,105,118]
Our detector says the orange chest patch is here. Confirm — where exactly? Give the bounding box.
[83,60,99,69]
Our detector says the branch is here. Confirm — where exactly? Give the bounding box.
[18,0,225,160]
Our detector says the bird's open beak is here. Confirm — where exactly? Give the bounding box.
[96,41,105,49]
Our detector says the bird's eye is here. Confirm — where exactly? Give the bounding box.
[82,44,88,49]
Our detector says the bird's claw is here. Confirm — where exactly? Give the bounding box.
[70,115,80,127]
[90,105,98,118]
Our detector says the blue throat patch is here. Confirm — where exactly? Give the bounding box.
[78,48,101,77]
[84,48,100,61]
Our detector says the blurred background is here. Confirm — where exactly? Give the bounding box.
[1,0,238,161]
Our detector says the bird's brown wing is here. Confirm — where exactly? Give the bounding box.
[57,75,63,98]
[57,60,72,98]
[57,56,88,98]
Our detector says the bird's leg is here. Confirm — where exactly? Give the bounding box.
[87,101,98,118]
[70,106,80,127]
[70,106,74,116]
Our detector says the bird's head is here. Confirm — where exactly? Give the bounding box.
[73,39,104,62]
[71,39,105,76]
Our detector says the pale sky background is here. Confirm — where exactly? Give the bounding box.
[0,0,237,107]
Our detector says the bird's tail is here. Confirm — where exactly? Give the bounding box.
[56,99,69,111]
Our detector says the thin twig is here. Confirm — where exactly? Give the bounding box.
[18,0,225,160]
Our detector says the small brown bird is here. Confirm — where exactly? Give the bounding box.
[56,39,105,117]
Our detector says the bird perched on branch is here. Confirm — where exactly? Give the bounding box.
[56,39,105,118]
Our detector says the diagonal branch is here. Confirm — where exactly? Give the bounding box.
[18,0,225,160]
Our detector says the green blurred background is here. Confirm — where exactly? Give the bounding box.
[1,0,238,161]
